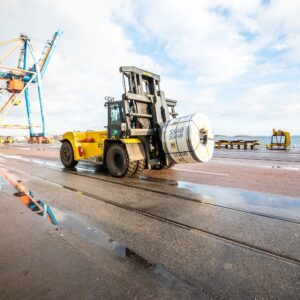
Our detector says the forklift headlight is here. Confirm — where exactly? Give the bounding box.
[121,122,127,132]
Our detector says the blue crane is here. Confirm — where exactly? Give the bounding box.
[0,30,63,143]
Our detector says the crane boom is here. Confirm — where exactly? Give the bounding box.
[39,29,63,78]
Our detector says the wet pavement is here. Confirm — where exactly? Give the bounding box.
[177,181,300,222]
[0,144,300,299]
[0,157,300,299]
[51,206,129,257]
[1,144,300,197]
[50,205,193,290]
[0,188,203,299]
[2,158,300,259]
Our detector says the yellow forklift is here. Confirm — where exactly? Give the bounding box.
[266,129,291,150]
[60,67,214,177]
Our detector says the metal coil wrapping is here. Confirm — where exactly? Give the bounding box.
[162,113,214,163]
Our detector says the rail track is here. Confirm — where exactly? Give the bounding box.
[3,153,300,225]
[19,168,300,266]
[60,167,300,225]
[3,157,300,268]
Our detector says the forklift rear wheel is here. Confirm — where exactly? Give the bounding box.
[60,141,78,168]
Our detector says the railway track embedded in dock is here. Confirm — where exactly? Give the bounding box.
[30,172,300,266]
[6,162,300,267]
[4,155,300,226]
[61,168,300,225]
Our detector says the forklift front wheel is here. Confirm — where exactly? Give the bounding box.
[105,143,130,177]
[60,141,78,168]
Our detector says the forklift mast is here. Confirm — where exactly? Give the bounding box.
[107,66,177,138]
[106,66,178,167]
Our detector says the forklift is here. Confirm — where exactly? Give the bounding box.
[60,66,214,177]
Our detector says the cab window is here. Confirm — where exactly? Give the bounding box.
[111,104,120,123]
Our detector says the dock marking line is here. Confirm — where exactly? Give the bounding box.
[174,168,228,176]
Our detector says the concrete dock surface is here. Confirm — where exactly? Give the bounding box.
[0,144,299,299]
[0,192,202,300]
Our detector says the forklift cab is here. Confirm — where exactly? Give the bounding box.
[106,99,124,139]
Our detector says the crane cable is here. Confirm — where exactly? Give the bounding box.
[0,38,20,45]
[0,39,23,64]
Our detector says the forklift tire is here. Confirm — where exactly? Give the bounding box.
[60,141,78,168]
[106,143,138,178]
[135,160,146,176]
[126,160,139,177]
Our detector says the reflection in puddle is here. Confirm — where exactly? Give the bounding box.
[0,174,59,225]
[178,181,300,222]
[51,207,127,257]
[51,206,191,291]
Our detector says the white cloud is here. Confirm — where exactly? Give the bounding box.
[129,0,257,83]
[220,83,300,135]
[0,0,300,136]
[0,0,160,135]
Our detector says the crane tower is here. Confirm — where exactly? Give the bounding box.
[0,30,62,143]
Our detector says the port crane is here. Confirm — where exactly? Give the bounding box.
[0,30,62,143]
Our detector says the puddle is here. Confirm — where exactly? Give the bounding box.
[0,175,17,193]
[178,181,300,222]
[51,207,128,257]
[75,166,97,174]
[0,173,59,226]
[51,206,194,291]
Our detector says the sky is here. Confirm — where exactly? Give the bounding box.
[0,0,300,136]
